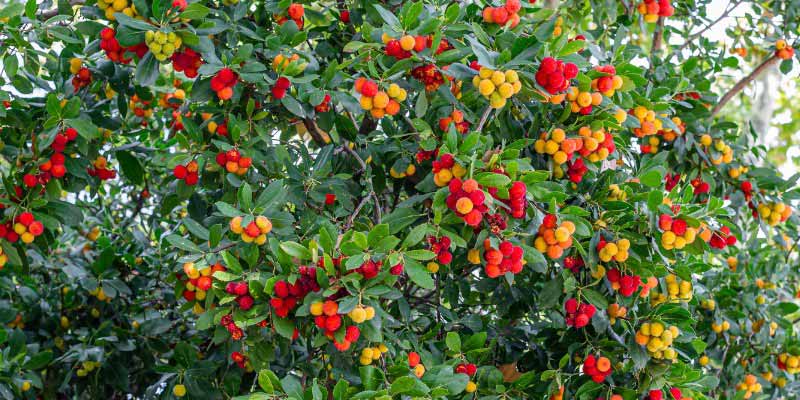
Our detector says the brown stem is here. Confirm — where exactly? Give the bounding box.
[476,106,493,132]
[301,118,328,147]
[711,55,780,117]
[676,1,742,55]
[651,18,664,55]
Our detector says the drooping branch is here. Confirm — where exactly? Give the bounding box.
[711,55,780,117]
[676,1,742,54]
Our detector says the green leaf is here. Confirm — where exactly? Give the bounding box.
[475,172,511,188]
[404,249,436,260]
[404,259,434,289]
[280,241,312,259]
[66,118,99,140]
[445,332,461,353]
[135,52,160,86]
[115,150,144,185]
[372,4,401,29]
[178,3,210,20]
[281,95,306,118]
[166,234,201,253]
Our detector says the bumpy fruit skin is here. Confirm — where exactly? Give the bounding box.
[173,384,186,397]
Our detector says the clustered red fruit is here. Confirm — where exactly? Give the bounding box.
[220,313,243,340]
[99,28,147,64]
[606,268,643,297]
[51,127,78,153]
[171,48,203,78]
[215,149,253,176]
[438,109,470,134]
[428,236,453,264]
[210,68,238,101]
[38,153,67,183]
[535,57,578,94]
[431,153,467,186]
[482,0,522,28]
[354,259,383,279]
[410,64,448,92]
[171,0,187,11]
[637,0,674,23]
[564,297,596,328]
[225,281,254,310]
[312,300,342,335]
[740,180,753,201]
[173,160,199,185]
[231,351,247,369]
[482,239,524,278]
[87,156,117,180]
[271,77,292,99]
[12,212,45,244]
[72,67,92,92]
[490,180,528,219]
[708,226,736,249]
[275,3,304,29]
[314,93,332,112]
[664,173,681,191]
[566,158,587,183]
[455,362,477,376]
[690,176,710,196]
[563,255,584,274]
[582,354,612,383]
[270,268,320,317]
[446,178,486,227]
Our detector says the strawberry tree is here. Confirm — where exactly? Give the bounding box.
[0,0,799,399]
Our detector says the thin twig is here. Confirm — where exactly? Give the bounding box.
[675,1,742,55]
[38,0,85,20]
[476,106,493,132]
[711,55,780,116]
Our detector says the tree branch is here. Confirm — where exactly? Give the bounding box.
[711,55,780,117]
[38,0,85,20]
[651,18,664,55]
[676,1,741,54]
[301,118,328,147]
[476,106,493,132]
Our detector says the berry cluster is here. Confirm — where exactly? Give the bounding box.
[637,0,674,23]
[355,78,405,118]
[271,77,292,99]
[565,87,602,114]
[582,354,612,383]
[87,156,117,180]
[431,153,467,187]
[482,239,524,278]
[206,117,229,136]
[658,214,697,250]
[14,212,45,244]
[552,16,563,36]
[275,3,304,29]
[272,54,306,74]
[145,31,182,62]
[179,262,225,313]
[564,298,596,328]
[384,35,428,60]
[563,255,584,274]
[455,363,478,393]
[229,215,273,244]
[535,57,577,95]
[0,220,23,243]
[310,301,348,349]
[591,65,623,96]
[129,94,153,121]
[411,64,449,92]
[664,274,693,302]
[481,0,521,28]
[271,266,320,318]
[533,214,575,259]
[776,39,795,60]
[171,48,203,78]
[211,68,239,101]
[635,322,680,360]
[710,320,730,333]
[71,66,92,92]
[446,178,486,227]
[438,109,470,134]
[708,226,736,249]
[606,268,642,297]
[756,202,792,226]
[37,153,67,183]
[596,238,630,263]
[353,259,383,279]
[735,375,762,398]
[428,236,453,265]
[96,0,137,20]
[472,67,522,109]
[359,344,388,365]
[231,351,248,369]
[607,303,627,324]
[215,149,253,176]
[630,106,661,138]
[173,160,199,185]
[778,352,800,374]
[225,281,254,310]
[576,126,615,162]
[347,304,376,324]
[51,127,78,153]
[488,180,527,219]
[389,163,416,179]
[314,94,332,112]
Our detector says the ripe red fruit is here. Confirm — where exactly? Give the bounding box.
[408,351,421,367]
[23,174,36,188]
[649,390,664,400]
[340,10,350,23]
[234,282,249,296]
[505,0,521,13]
[217,68,237,86]
[344,325,360,342]
[184,172,199,185]
[360,80,378,97]
[173,165,188,179]
[245,222,260,237]
[492,7,509,25]
[197,276,212,291]
[28,221,44,236]
[325,193,336,205]
[18,212,34,226]
[288,3,304,19]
